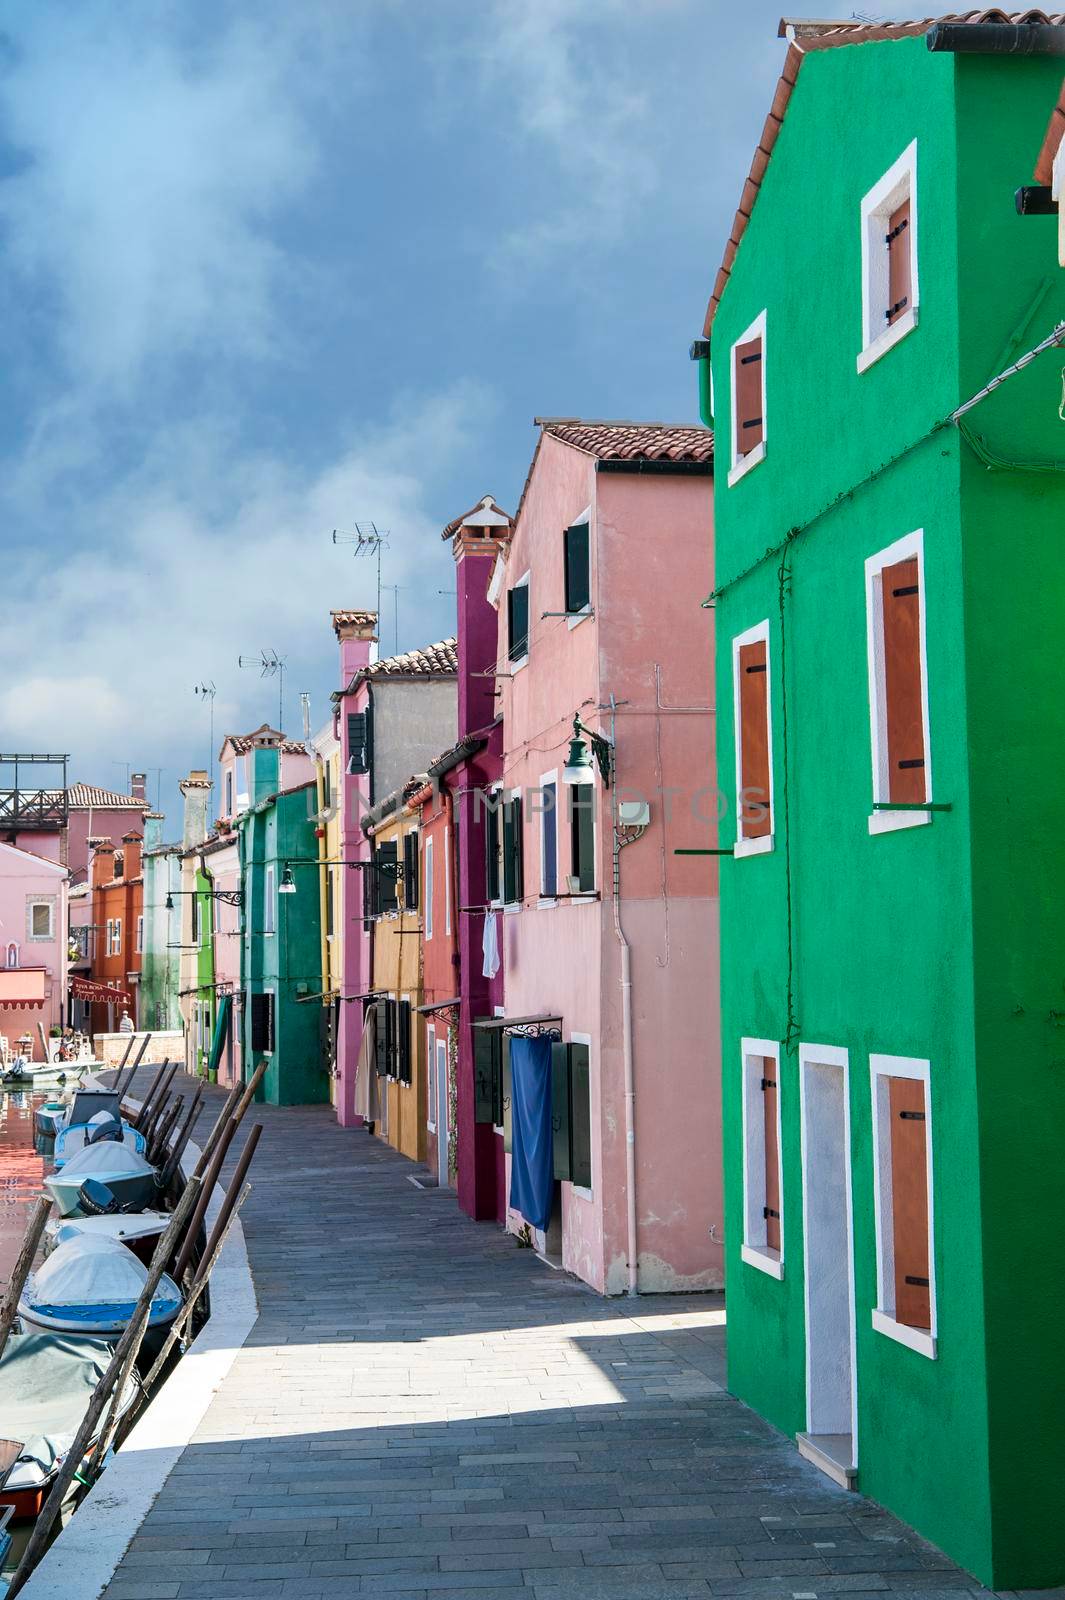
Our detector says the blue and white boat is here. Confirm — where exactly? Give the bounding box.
[18,1234,182,1341]
[53,1113,147,1168]
[44,1142,158,1218]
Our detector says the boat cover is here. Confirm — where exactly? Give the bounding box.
[51,1211,171,1249]
[0,1332,136,1489]
[25,1234,180,1325]
[54,1122,146,1165]
[53,1141,154,1183]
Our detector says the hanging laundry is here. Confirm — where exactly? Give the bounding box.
[482,909,500,979]
[509,1033,554,1231]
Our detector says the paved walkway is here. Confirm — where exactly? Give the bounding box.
[100,1076,990,1600]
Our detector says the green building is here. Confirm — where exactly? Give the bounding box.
[184,854,216,1076]
[238,730,326,1106]
[140,814,183,1032]
[697,15,1065,1588]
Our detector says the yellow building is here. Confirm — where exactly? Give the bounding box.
[312,722,343,1104]
[365,789,425,1164]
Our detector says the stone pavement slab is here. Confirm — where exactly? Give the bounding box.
[95,1076,999,1600]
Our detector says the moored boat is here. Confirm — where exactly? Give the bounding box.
[18,1234,182,1344]
[44,1142,158,1218]
[47,1210,171,1265]
[53,1116,147,1168]
[34,1100,70,1140]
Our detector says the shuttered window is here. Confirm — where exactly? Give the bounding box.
[886,198,912,326]
[563,522,590,614]
[541,781,558,898]
[734,627,773,849]
[502,794,524,906]
[375,998,393,1077]
[374,839,399,916]
[474,1023,502,1125]
[888,1076,931,1330]
[734,336,763,458]
[507,579,530,663]
[396,999,412,1085]
[403,830,420,911]
[882,557,926,803]
[761,1062,781,1253]
[347,710,370,775]
[485,791,502,903]
[250,991,274,1054]
[569,785,595,892]
[741,1039,784,1277]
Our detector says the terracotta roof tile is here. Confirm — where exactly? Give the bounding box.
[66,783,149,810]
[221,723,309,755]
[535,419,714,463]
[360,638,458,680]
[1035,75,1065,183]
[331,609,378,634]
[703,12,1065,337]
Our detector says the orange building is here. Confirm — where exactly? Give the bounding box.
[88,831,145,1033]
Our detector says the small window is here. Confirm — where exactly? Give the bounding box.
[29,900,54,941]
[403,830,419,912]
[424,836,434,940]
[111,918,122,956]
[113,851,124,880]
[485,788,502,903]
[6,941,18,967]
[569,784,595,893]
[347,710,370,775]
[502,792,524,906]
[325,869,335,937]
[225,770,233,815]
[507,574,530,664]
[321,759,331,810]
[374,839,399,916]
[740,1039,784,1278]
[540,779,558,899]
[136,914,144,953]
[866,531,931,835]
[264,867,275,934]
[563,519,590,614]
[859,141,919,372]
[871,1054,936,1358]
[250,990,275,1054]
[191,893,202,947]
[732,621,774,856]
[728,311,766,486]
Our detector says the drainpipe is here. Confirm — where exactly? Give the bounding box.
[609,694,639,1295]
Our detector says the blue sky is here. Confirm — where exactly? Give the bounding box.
[0,0,909,828]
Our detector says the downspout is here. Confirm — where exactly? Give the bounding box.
[609,694,639,1295]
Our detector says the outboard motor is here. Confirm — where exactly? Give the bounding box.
[85,1111,123,1146]
[6,1057,27,1082]
[77,1178,120,1216]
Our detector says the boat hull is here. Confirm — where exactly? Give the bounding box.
[44,1170,158,1218]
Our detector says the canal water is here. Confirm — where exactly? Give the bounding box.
[0,1087,47,1291]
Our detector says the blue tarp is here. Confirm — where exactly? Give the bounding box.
[508,1034,554,1231]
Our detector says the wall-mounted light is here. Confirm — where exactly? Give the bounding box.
[278,863,297,894]
[562,714,612,788]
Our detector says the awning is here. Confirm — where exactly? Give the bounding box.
[69,976,130,1005]
[416,996,461,1014]
[0,969,47,1008]
[473,1013,562,1031]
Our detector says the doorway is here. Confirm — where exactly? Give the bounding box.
[798,1044,857,1489]
[435,1036,449,1186]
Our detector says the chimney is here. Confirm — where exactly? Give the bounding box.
[179,770,212,849]
[143,811,165,851]
[249,728,281,806]
[90,839,115,888]
[447,496,513,739]
[332,610,378,685]
[131,772,147,802]
[121,831,143,881]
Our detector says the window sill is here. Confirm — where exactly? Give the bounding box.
[571,1183,594,1202]
[537,897,558,910]
[871,1308,936,1359]
[508,653,528,675]
[734,834,774,859]
[427,1119,436,1134]
[503,902,522,916]
[567,607,593,632]
[857,305,918,374]
[727,440,766,488]
[741,1243,784,1279]
[867,809,931,836]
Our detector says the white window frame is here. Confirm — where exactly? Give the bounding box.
[568,1030,595,1201]
[504,785,524,913]
[858,140,919,373]
[740,1037,784,1278]
[444,825,452,937]
[870,1052,937,1360]
[264,866,276,935]
[111,918,122,957]
[732,618,774,858]
[436,1035,449,1136]
[488,781,504,909]
[566,504,594,630]
[6,941,18,968]
[424,835,434,941]
[727,309,767,487]
[537,770,559,906]
[508,569,531,673]
[27,898,55,942]
[865,529,932,836]
[427,1022,437,1130]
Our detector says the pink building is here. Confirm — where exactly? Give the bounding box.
[0,842,69,1058]
[493,419,722,1293]
[65,779,151,886]
[217,728,313,824]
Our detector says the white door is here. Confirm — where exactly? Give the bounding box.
[435,1038,449,1185]
[799,1045,857,1471]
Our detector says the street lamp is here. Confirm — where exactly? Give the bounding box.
[278,864,297,894]
[562,715,613,788]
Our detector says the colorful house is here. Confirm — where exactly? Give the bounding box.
[175,772,215,1075]
[311,719,343,1101]
[412,763,459,1189]
[363,787,426,1162]
[200,825,242,1086]
[140,813,183,1033]
[333,617,458,1126]
[0,841,68,1056]
[88,831,144,1031]
[238,731,325,1106]
[65,779,150,886]
[491,419,719,1294]
[700,14,1065,1586]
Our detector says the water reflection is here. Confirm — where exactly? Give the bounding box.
[0,1090,46,1292]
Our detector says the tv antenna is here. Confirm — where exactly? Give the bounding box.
[238,649,287,732]
[382,584,408,655]
[194,682,217,792]
[332,522,389,627]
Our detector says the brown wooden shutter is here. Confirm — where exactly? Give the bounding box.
[886,199,912,326]
[734,336,764,458]
[761,1059,781,1252]
[882,557,926,804]
[738,638,771,837]
[889,1075,931,1329]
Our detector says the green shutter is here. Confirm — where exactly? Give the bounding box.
[347,712,368,774]
[564,522,590,614]
[485,798,501,902]
[377,840,398,914]
[502,799,516,904]
[397,999,411,1084]
[571,785,595,892]
[474,1024,497,1124]
[502,1034,513,1153]
[508,584,529,663]
[551,1040,572,1181]
[375,1000,390,1076]
[569,1042,591,1187]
